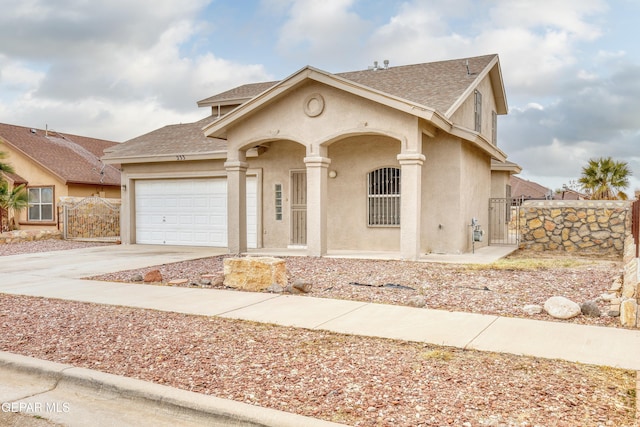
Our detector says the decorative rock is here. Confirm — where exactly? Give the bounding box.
[607,310,620,317]
[223,257,287,292]
[580,301,601,317]
[543,296,581,319]
[130,274,144,282]
[143,269,162,283]
[168,279,188,285]
[199,278,212,287]
[621,279,637,299]
[620,299,638,327]
[266,283,284,293]
[522,304,543,315]
[292,279,312,293]
[408,295,427,308]
[600,293,616,302]
[609,276,623,292]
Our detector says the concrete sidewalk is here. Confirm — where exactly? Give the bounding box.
[1,244,639,425]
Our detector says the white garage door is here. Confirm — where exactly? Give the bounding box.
[135,177,257,247]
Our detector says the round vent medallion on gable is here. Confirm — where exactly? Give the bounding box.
[303,93,325,117]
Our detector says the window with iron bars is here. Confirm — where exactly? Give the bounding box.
[367,167,400,226]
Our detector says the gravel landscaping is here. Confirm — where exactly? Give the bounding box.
[0,240,637,426]
[93,251,623,328]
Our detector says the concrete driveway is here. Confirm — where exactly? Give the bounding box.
[0,244,226,280]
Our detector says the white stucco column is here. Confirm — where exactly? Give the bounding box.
[304,156,331,257]
[397,153,426,260]
[225,159,249,254]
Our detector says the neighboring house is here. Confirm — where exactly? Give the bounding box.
[510,175,553,202]
[491,159,522,199]
[554,186,590,200]
[0,123,121,230]
[104,54,519,259]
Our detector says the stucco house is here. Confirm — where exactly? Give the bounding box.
[104,54,519,259]
[0,123,121,230]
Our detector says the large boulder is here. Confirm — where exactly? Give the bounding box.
[543,296,581,319]
[223,257,287,292]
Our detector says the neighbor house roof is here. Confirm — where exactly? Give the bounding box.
[510,175,552,200]
[0,123,121,186]
[2,171,28,185]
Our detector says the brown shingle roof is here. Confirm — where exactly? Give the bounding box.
[0,123,120,186]
[197,81,278,107]
[197,54,497,114]
[104,116,227,159]
[110,54,501,161]
[510,175,552,200]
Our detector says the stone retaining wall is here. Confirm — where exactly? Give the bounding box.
[520,200,639,328]
[519,200,630,256]
[0,229,62,244]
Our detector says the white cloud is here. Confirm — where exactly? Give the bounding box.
[0,0,273,141]
[275,0,371,69]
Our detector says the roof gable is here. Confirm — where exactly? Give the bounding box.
[0,123,121,186]
[203,54,507,140]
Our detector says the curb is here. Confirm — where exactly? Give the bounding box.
[0,351,346,427]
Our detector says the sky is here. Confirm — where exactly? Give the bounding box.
[0,0,639,193]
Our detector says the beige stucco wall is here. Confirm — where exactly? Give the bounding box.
[67,184,120,199]
[420,134,491,254]
[249,140,306,248]
[225,81,419,155]
[449,75,499,144]
[490,170,511,199]
[326,136,401,251]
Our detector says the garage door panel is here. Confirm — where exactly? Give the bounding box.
[135,178,256,247]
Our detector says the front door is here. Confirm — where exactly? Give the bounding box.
[290,170,307,245]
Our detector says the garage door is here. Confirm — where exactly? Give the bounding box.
[135,177,257,247]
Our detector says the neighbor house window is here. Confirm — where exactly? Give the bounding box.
[474,90,482,132]
[275,183,283,220]
[367,167,400,226]
[28,187,54,221]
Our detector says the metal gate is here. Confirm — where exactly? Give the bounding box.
[290,170,307,245]
[488,198,520,245]
[61,196,120,241]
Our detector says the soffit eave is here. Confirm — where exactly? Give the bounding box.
[196,97,253,108]
[102,151,229,165]
[491,161,522,174]
[102,148,262,165]
[451,125,507,162]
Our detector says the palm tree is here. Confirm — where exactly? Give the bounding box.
[578,157,631,200]
[0,147,15,176]
[0,182,28,231]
